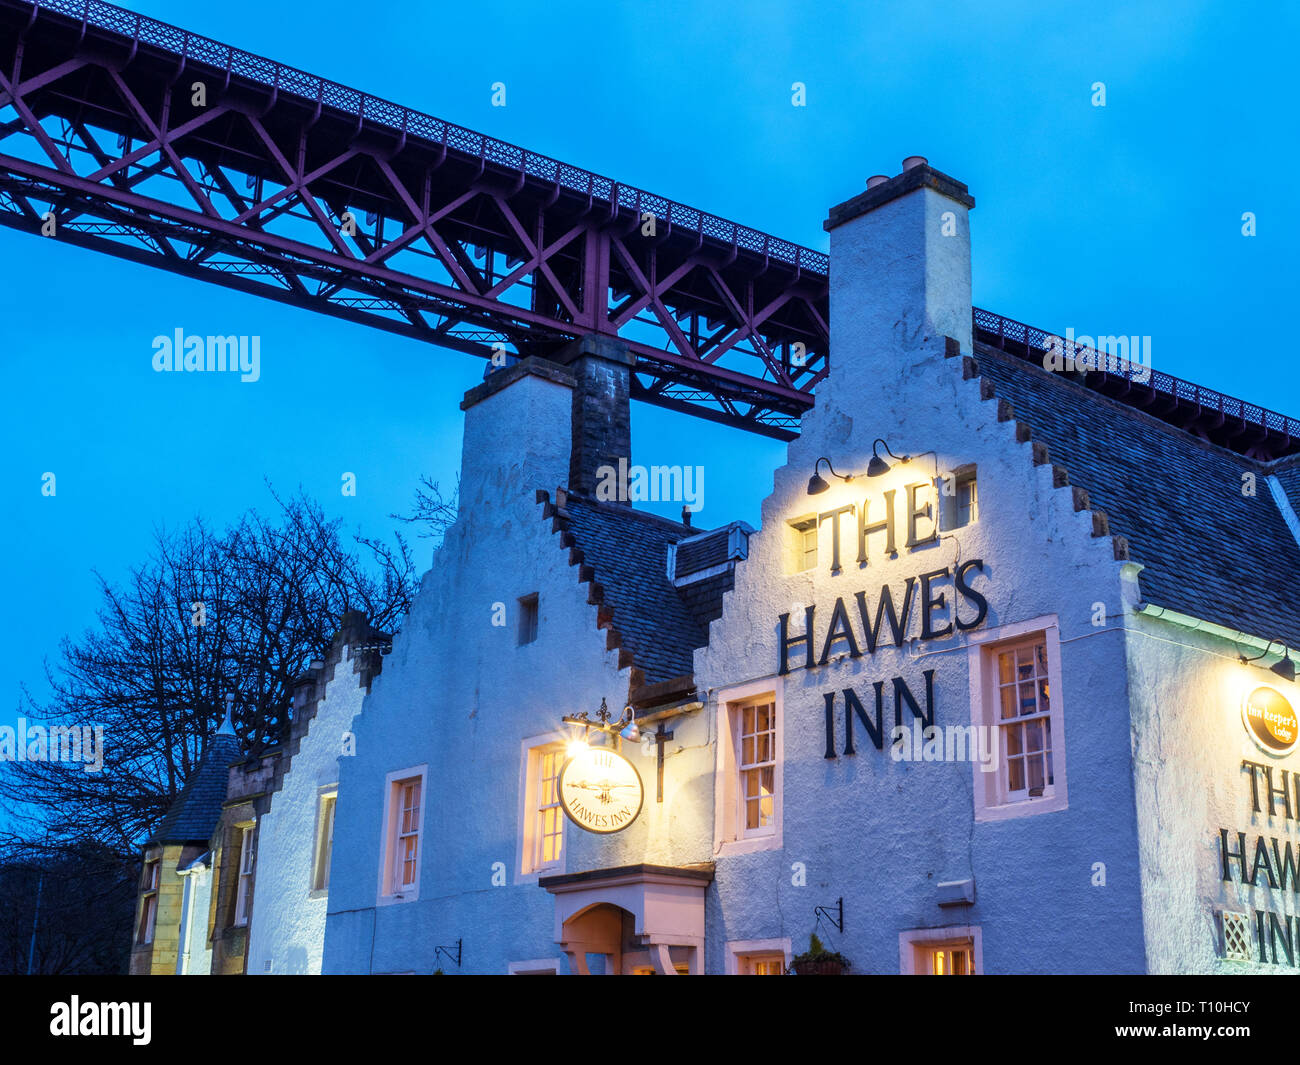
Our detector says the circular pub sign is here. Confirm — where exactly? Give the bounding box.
[1242,686,1298,756]
[558,745,644,834]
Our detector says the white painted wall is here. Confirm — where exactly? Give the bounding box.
[1128,609,1300,973]
[691,176,1148,974]
[247,650,368,975]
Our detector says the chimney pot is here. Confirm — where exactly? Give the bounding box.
[866,174,889,189]
[681,506,692,528]
[902,155,928,171]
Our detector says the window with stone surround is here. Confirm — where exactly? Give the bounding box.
[137,859,159,944]
[233,824,256,926]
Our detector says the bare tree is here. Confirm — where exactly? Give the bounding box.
[0,488,418,870]
[390,474,459,541]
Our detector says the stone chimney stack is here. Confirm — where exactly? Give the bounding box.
[458,358,576,514]
[553,335,634,501]
[822,159,975,370]
[457,335,632,510]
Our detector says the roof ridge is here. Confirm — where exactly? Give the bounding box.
[562,490,703,534]
[973,342,1274,469]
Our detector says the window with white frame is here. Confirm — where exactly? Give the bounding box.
[939,466,978,531]
[233,825,255,926]
[969,619,1067,821]
[379,769,427,902]
[741,952,785,975]
[137,859,159,944]
[738,701,777,835]
[789,518,817,572]
[520,742,565,875]
[995,638,1054,800]
[715,684,783,854]
[726,938,792,974]
[900,926,983,974]
[311,791,337,892]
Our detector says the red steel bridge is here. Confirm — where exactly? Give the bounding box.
[2,0,1297,453]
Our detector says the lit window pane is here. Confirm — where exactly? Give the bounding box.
[998,652,1014,685]
[1000,686,1018,720]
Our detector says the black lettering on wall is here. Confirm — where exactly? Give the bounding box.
[818,597,862,665]
[954,559,989,631]
[778,605,816,676]
[854,578,917,654]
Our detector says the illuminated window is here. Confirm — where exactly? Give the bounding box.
[726,938,792,974]
[900,927,983,974]
[925,943,974,975]
[311,791,337,892]
[790,518,817,571]
[233,825,255,926]
[137,859,159,944]
[995,640,1053,800]
[518,593,539,645]
[521,743,565,875]
[379,767,427,903]
[969,618,1068,821]
[395,781,420,890]
[738,701,777,835]
[715,684,783,855]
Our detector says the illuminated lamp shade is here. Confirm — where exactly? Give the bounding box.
[566,737,589,759]
[868,438,910,477]
[807,457,852,496]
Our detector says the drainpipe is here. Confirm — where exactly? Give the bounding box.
[176,872,192,976]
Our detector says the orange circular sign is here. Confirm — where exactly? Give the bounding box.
[1242,686,1298,755]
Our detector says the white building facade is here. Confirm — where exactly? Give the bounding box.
[218,160,1300,975]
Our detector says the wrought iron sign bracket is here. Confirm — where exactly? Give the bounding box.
[814,897,844,933]
[434,938,462,969]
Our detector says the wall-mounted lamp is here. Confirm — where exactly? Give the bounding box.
[807,457,854,496]
[867,438,911,478]
[1239,640,1297,683]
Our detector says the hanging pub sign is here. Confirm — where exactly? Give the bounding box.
[1242,686,1298,756]
[559,746,644,833]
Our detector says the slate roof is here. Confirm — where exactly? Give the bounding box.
[972,342,1300,650]
[149,731,243,845]
[675,527,731,575]
[546,494,737,687]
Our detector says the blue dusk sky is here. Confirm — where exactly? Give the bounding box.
[1,0,1294,729]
